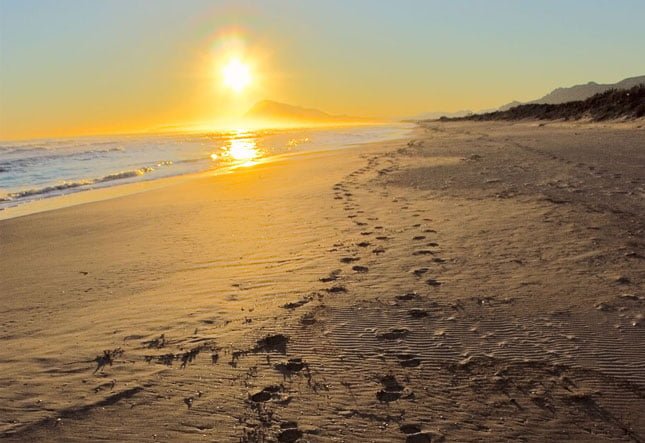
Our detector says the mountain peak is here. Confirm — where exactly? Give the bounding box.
[528,75,645,106]
[244,100,368,126]
[246,100,333,120]
[494,75,645,111]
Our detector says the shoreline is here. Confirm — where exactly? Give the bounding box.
[0,125,415,221]
[1,121,643,441]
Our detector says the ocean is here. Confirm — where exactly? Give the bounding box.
[0,124,411,211]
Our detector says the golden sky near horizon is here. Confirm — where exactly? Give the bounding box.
[1,1,644,140]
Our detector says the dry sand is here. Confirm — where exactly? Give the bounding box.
[1,121,644,442]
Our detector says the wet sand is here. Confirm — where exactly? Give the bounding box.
[1,121,644,441]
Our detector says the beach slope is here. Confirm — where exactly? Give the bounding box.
[1,121,644,441]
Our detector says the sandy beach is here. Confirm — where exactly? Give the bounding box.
[1,121,644,442]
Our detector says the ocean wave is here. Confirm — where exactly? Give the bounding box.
[0,145,123,158]
[0,144,48,152]
[6,166,158,200]
[96,167,154,183]
[0,147,127,171]
[0,138,122,151]
[8,180,94,199]
[174,157,206,164]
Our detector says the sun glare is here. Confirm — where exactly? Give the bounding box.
[211,136,259,166]
[222,59,251,93]
[228,138,258,161]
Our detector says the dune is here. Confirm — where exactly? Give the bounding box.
[1,121,644,441]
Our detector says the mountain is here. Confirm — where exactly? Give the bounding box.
[532,75,645,104]
[497,100,522,112]
[442,84,645,122]
[412,75,644,122]
[245,100,369,125]
[498,75,645,110]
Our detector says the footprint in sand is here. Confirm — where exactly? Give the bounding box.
[408,308,429,318]
[282,298,311,310]
[301,312,316,325]
[320,269,341,282]
[277,423,303,443]
[249,385,289,404]
[377,328,410,340]
[396,292,419,301]
[412,268,429,277]
[326,285,347,293]
[397,354,422,368]
[376,375,404,402]
[340,257,360,263]
[400,424,422,435]
[255,334,289,354]
[404,431,441,443]
[376,374,413,402]
[274,358,309,378]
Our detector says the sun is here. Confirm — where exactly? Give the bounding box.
[222,59,251,93]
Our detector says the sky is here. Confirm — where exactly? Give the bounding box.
[1,0,644,140]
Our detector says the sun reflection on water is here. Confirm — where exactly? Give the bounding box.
[228,138,258,161]
[211,133,261,167]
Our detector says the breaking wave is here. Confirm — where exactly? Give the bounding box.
[4,166,159,201]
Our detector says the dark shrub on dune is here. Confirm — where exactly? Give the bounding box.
[438,84,645,122]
